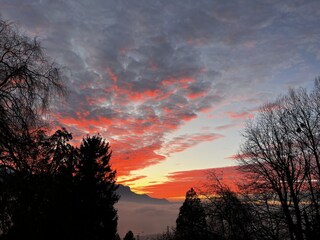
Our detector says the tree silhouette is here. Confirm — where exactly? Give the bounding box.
[175,188,208,240]
[203,171,254,240]
[238,79,320,240]
[0,19,64,172]
[0,132,120,240]
[0,18,120,240]
[123,230,135,240]
[0,129,76,240]
[74,135,119,240]
[0,19,66,237]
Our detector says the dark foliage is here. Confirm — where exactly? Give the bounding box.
[74,135,119,240]
[0,129,76,240]
[123,230,135,240]
[175,188,208,240]
[0,131,119,240]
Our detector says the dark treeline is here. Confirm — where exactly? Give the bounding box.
[0,131,119,240]
[0,19,120,239]
[152,80,320,240]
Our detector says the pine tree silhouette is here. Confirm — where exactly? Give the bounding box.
[74,135,119,240]
[176,188,208,240]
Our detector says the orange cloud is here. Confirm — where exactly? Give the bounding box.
[56,115,113,132]
[117,175,147,185]
[136,166,241,201]
[54,109,223,179]
[107,82,167,103]
[187,91,207,99]
[111,140,165,176]
[126,89,163,101]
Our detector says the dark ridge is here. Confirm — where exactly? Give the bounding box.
[116,184,170,204]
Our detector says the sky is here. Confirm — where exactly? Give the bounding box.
[1,0,320,200]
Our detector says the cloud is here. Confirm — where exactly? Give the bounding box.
[226,152,260,162]
[1,0,320,179]
[159,133,223,157]
[215,123,241,131]
[117,175,147,185]
[226,111,254,120]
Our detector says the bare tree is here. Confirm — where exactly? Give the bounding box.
[0,19,64,171]
[280,83,320,225]
[201,171,254,240]
[238,80,320,240]
[0,19,66,237]
[240,183,288,240]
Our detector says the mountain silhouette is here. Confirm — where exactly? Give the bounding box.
[116,185,170,204]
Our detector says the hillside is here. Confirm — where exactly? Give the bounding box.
[116,185,170,204]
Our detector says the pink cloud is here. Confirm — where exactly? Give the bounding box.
[106,67,118,83]
[111,140,166,176]
[226,110,254,119]
[187,91,207,99]
[163,77,196,87]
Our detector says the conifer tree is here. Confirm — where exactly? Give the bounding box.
[75,135,119,240]
[176,188,208,240]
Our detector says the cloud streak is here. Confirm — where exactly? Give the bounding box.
[159,133,224,157]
